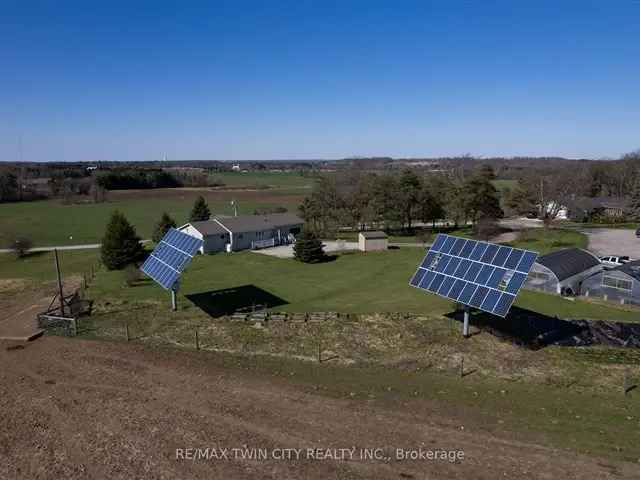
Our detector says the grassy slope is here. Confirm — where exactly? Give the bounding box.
[0,249,101,282]
[84,248,639,322]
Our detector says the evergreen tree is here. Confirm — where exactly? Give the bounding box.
[629,179,640,221]
[101,211,145,270]
[463,174,503,223]
[293,230,326,263]
[152,212,177,243]
[189,195,211,222]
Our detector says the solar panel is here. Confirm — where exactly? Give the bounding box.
[141,228,203,291]
[409,234,538,317]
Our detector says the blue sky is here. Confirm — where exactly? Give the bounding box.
[1,0,639,161]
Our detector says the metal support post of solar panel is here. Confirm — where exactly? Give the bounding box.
[140,228,203,310]
[409,234,538,336]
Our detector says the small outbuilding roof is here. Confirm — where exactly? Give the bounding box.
[359,231,388,239]
[536,248,601,281]
[613,260,640,281]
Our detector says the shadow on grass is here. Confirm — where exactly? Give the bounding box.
[17,250,49,259]
[186,285,288,318]
[446,306,586,350]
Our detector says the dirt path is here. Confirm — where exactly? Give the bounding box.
[1,337,636,479]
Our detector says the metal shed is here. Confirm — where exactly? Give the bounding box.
[358,231,388,252]
[524,248,602,296]
[582,260,640,305]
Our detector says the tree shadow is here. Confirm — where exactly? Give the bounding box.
[18,250,49,259]
[186,285,288,318]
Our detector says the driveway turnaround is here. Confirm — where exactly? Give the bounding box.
[581,228,640,259]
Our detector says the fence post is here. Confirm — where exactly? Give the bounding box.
[195,329,200,350]
[125,323,130,341]
[460,356,464,378]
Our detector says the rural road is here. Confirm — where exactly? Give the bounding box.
[0,240,151,254]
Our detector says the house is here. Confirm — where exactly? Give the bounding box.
[565,196,630,222]
[358,231,388,252]
[179,213,303,254]
[524,248,603,296]
[582,260,640,305]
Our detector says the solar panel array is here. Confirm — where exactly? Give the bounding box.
[141,228,203,290]
[410,234,538,317]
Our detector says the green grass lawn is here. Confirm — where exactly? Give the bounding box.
[83,248,639,322]
[508,228,588,255]
[0,249,101,283]
[0,192,302,247]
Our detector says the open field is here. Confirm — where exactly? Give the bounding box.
[210,171,316,190]
[0,250,100,283]
[1,336,638,480]
[0,187,306,247]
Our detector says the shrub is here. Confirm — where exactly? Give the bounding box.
[101,211,145,270]
[7,237,33,258]
[293,231,326,263]
[152,212,177,243]
[189,196,210,222]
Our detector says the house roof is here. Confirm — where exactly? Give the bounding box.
[184,213,303,236]
[186,220,227,236]
[215,213,303,233]
[536,248,601,281]
[613,260,640,281]
[359,231,388,239]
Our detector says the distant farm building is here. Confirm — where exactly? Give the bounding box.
[582,260,640,305]
[180,213,303,254]
[358,231,388,252]
[524,248,602,296]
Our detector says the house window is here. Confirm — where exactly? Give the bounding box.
[602,275,633,291]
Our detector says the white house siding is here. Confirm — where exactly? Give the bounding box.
[232,228,281,251]
[358,236,388,252]
[203,232,230,253]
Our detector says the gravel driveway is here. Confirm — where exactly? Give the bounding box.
[581,228,640,259]
[253,241,358,258]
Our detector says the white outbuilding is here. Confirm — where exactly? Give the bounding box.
[358,231,388,252]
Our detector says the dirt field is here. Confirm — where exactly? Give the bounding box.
[1,337,638,479]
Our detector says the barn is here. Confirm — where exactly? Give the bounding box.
[179,213,303,254]
[581,260,640,305]
[524,248,602,296]
[358,231,388,252]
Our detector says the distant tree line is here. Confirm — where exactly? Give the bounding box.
[299,166,503,236]
[96,170,182,190]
